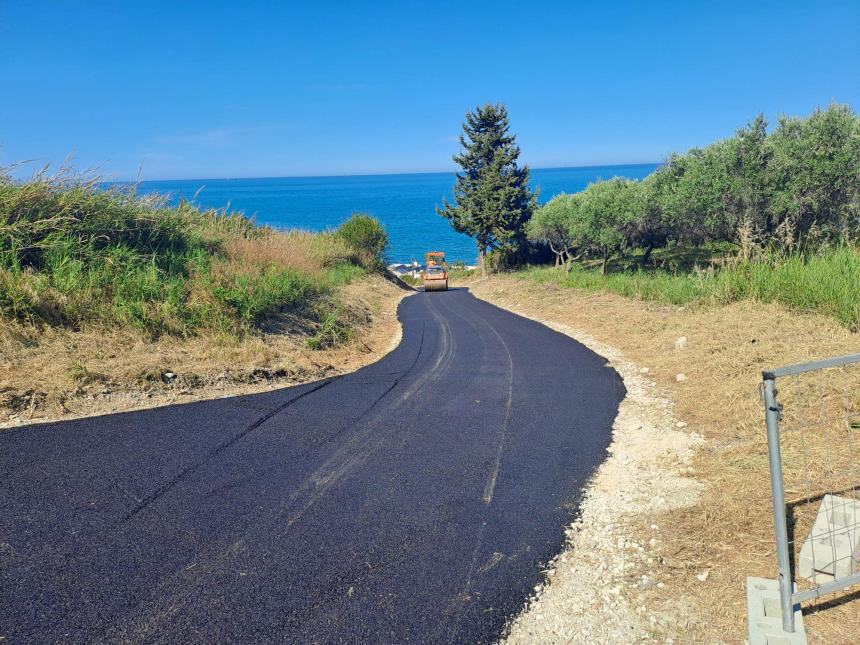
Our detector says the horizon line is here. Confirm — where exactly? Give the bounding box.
[114,161,662,185]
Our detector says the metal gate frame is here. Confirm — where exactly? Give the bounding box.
[763,352,860,633]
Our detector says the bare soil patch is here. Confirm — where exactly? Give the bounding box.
[471,275,860,643]
[1,275,408,428]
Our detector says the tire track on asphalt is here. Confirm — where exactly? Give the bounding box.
[121,379,334,522]
[108,301,461,642]
[437,295,516,643]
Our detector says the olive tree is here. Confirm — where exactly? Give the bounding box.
[576,178,640,273]
[621,171,675,264]
[526,193,579,267]
[767,104,860,248]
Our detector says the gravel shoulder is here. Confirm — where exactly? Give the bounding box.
[471,284,703,642]
[504,320,702,643]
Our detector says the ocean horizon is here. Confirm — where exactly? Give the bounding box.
[133,163,660,263]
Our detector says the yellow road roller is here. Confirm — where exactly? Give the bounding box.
[423,251,448,292]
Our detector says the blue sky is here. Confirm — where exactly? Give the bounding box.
[1,1,858,180]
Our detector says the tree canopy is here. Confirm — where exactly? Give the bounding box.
[437,103,537,273]
[525,193,578,267]
[527,104,860,268]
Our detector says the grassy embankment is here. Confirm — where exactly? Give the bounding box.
[518,244,860,329]
[0,171,375,340]
[0,170,400,422]
[522,104,860,329]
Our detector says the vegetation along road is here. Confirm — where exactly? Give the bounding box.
[0,287,624,643]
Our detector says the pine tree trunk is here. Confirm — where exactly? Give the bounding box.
[479,246,487,277]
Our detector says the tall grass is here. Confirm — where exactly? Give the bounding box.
[0,168,373,337]
[520,246,860,328]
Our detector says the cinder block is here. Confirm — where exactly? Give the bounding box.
[797,494,860,583]
[746,577,807,645]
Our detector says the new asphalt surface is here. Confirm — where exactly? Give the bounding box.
[0,287,625,644]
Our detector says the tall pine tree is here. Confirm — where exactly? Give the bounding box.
[437,103,536,274]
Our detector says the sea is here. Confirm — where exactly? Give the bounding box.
[135,164,659,264]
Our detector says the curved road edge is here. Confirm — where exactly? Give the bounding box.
[1,282,627,643]
[466,286,705,642]
[1,279,415,432]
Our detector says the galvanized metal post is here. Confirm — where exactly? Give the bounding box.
[763,374,795,632]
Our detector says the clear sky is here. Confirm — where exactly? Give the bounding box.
[1,1,858,180]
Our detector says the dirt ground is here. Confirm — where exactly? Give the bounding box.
[470,275,860,644]
[0,275,410,428]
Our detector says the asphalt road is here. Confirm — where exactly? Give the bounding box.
[0,287,625,644]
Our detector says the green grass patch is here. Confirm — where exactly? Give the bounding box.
[0,169,383,338]
[518,246,860,329]
[448,266,479,281]
[307,307,353,350]
[399,273,421,287]
[326,261,366,286]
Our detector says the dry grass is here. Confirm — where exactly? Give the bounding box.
[222,229,352,275]
[0,274,408,427]
[471,275,860,643]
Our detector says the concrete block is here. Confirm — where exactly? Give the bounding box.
[746,577,807,645]
[797,494,860,583]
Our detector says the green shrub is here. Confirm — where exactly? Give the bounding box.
[337,213,388,269]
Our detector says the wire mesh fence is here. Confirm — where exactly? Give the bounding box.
[762,353,860,633]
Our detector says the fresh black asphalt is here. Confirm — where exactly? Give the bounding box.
[0,287,625,644]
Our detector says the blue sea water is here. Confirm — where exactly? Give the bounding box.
[135,164,659,263]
